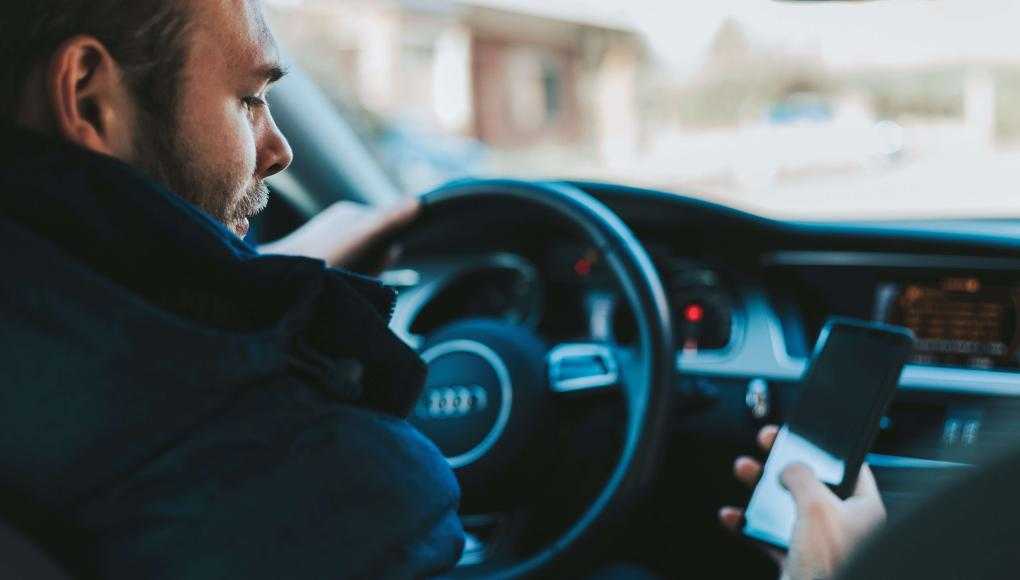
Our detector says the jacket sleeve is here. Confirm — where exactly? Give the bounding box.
[71,388,465,580]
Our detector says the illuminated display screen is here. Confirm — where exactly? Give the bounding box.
[874,278,1019,370]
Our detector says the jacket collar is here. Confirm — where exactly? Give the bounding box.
[0,124,425,416]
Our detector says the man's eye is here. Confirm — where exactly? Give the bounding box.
[243,96,267,109]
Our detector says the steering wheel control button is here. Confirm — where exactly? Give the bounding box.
[555,356,608,381]
[746,378,771,420]
[412,340,512,469]
[548,343,619,393]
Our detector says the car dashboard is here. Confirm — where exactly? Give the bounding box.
[376,181,1020,572]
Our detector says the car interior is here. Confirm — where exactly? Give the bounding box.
[7,1,1020,579]
[263,2,1020,577]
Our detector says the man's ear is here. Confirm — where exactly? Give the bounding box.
[47,35,137,158]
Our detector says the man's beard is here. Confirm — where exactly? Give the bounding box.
[131,111,268,237]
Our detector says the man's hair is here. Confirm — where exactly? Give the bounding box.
[0,1,191,123]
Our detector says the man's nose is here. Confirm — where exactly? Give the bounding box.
[257,112,293,179]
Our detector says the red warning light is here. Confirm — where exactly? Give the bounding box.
[574,258,592,277]
[683,303,704,323]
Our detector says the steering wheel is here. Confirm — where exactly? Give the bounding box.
[394,180,674,578]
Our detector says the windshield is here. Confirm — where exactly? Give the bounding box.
[266,0,1020,220]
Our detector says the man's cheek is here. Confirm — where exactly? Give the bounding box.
[231,110,261,179]
[216,111,257,186]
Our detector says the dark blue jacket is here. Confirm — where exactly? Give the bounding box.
[0,126,464,579]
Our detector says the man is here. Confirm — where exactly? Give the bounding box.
[0,1,463,578]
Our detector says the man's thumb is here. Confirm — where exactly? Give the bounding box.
[780,462,831,503]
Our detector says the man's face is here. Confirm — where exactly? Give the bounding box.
[134,0,293,238]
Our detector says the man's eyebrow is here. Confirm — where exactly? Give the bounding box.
[258,64,288,85]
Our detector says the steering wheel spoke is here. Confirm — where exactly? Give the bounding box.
[455,510,531,571]
[547,342,620,394]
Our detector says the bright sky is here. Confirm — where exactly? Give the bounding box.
[471,0,1020,74]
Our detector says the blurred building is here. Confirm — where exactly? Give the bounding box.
[266,0,645,159]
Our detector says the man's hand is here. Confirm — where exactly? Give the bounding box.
[718,425,887,580]
[259,198,420,274]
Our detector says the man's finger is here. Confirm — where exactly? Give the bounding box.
[339,200,419,272]
[734,456,763,488]
[344,201,416,251]
[853,463,880,498]
[757,425,779,452]
[718,506,744,532]
[375,197,421,233]
[780,462,835,505]
[384,244,404,267]
[356,244,404,276]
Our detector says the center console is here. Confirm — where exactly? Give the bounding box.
[762,251,1020,512]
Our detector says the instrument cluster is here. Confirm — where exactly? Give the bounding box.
[547,245,738,352]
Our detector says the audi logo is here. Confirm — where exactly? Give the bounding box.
[415,385,489,419]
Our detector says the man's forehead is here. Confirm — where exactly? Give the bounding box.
[190,0,281,71]
[242,0,279,55]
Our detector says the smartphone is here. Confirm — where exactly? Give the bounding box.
[742,317,915,550]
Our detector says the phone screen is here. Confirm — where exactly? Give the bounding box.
[742,318,914,549]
